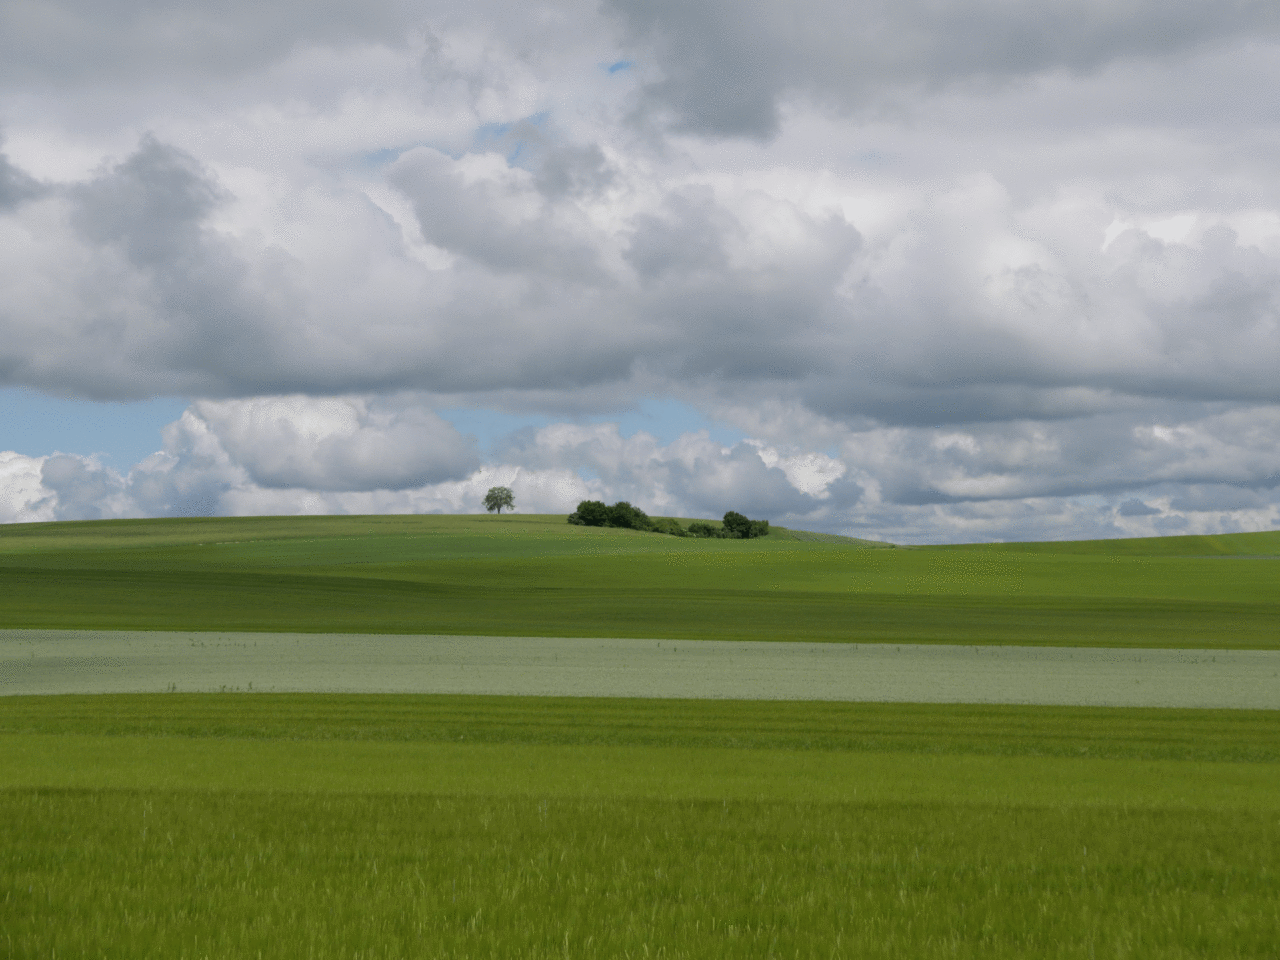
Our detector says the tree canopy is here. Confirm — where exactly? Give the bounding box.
[567,502,768,538]
[567,500,652,531]
[483,486,515,514]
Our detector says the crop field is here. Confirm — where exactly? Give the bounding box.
[2,516,1278,957]
[3,694,1280,958]
[6,630,1280,708]
[1,514,1278,646]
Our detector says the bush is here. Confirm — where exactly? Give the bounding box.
[649,517,689,537]
[568,503,767,539]
[567,500,611,526]
[567,500,654,532]
[687,521,723,539]
[721,511,770,539]
[607,501,652,531]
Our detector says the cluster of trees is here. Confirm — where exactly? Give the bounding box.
[695,511,770,539]
[482,488,768,540]
[566,500,666,531]
[567,501,769,539]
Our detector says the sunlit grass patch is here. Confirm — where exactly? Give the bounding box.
[3,695,1277,957]
[4,791,1277,959]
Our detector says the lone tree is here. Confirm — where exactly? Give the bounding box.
[483,486,515,514]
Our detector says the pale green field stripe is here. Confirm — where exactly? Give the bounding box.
[3,630,1279,708]
[3,733,1278,810]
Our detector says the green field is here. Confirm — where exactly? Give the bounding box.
[1,514,1278,646]
[3,517,1278,956]
[3,694,1279,958]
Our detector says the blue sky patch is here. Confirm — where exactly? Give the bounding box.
[0,389,187,471]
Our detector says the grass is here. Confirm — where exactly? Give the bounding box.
[2,695,1278,958]
[7,792,1278,959]
[5,693,1280,761]
[2,517,1277,954]
[1,514,1278,646]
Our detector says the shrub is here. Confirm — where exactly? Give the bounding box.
[568,500,654,532]
[649,517,689,537]
[687,521,724,539]
[721,512,770,539]
[567,501,610,526]
[607,501,653,531]
[568,503,766,539]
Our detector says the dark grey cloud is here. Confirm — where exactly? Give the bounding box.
[1168,485,1271,512]
[624,187,732,279]
[71,135,227,266]
[10,137,280,400]
[389,146,609,282]
[606,0,1280,137]
[1118,498,1160,517]
[0,0,419,89]
[0,150,44,209]
[534,143,616,199]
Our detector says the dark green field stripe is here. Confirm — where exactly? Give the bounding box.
[2,566,1276,647]
[4,694,1279,762]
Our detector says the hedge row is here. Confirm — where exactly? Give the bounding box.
[567,502,769,539]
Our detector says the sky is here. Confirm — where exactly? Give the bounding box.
[1,0,1279,543]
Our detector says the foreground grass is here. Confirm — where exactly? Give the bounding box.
[2,515,1278,646]
[6,792,1277,959]
[2,695,1278,958]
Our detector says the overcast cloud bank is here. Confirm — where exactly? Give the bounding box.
[1,0,1278,542]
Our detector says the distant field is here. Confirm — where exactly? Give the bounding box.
[3,695,1278,958]
[1,515,1277,646]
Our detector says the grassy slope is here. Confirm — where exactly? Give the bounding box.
[5,522,1277,957]
[3,695,1278,958]
[2,514,1278,646]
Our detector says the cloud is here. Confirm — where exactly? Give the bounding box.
[1117,498,1160,517]
[0,451,139,523]
[2,0,1280,542]
[191,395,479,490]
[1168,485,1271,513]
[39,454,136,520]
[0,0,420,89]
[606,0,1280,137]
[5,129,1278,422]
[0,149,44,209]
[0,451,53,523]
[388,146,609,282]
